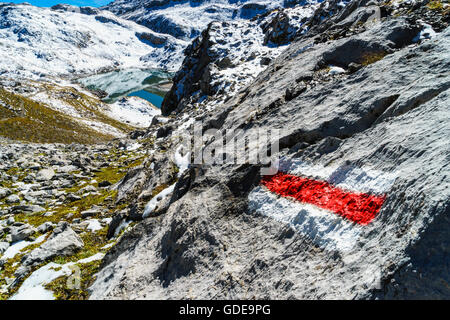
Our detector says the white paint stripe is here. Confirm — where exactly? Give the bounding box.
[279,158,397,194]
[248,186,362,252]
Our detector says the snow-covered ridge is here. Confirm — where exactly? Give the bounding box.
[161,1,323,115]
[104,0,311,41]
[0,3,186,80]
[104,0,324,81]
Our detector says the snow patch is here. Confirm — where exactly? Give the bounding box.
[106,96,161,128]
[143,183,176,218]
[9,253,104,300]
[86,219,103,232]
[413,23,437,42]
[174,145,190,176]
[328,66,346,75]
[1,235,47,260]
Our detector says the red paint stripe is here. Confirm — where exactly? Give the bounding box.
[261,173,386,225]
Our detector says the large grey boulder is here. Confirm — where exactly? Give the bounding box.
[0,187,11,200]
[22,222,83,267]
[11,205,45,214]
[0,242,9,254]
[10,224,36,243]
[89,1,450,300]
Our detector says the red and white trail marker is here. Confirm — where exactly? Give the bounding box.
[248,159,397,252]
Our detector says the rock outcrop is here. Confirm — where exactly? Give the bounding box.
[89,0,450,299]
[22,222,83,268]
[161,3,321,116]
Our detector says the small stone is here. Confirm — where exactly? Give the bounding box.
[65,213,74,219]
[81,209,101,219]
[36,168,55,182]
[216,56,234,69]
[150,116,161,127]
[156,125,173,139]
[285,83,307,101]
[129,130,146,139]
[260,56,272,66]
[23,173,36,183]
[11,205,45,214]
[5,194,20,204]
[37,222,55,234]
[28,163,41,171]
[77,185,97,195]
[23,194,36,202]
[348,62,362,73]
[98,180,112,188]
[66,193,81,202]
[14,265,31,280]
[22,222,84,267]
[0,188,12,200]
[60,180,75,188]
[57,165,78,173]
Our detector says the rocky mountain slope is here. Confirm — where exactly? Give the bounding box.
[87,0,449,299]
[0,138,151,299]
[161,1,326,115]
[0,0,449,300]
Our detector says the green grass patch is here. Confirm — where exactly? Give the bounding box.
[42,84,136,134]
[427,0,443,10]
[0,88,114,144]
[44,259,102,300]
[360,51,388,66]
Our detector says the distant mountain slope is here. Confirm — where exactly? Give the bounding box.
[0,77,161,143]
[104,0,326,112]
[0,3,186,79]
[103,0,315,41]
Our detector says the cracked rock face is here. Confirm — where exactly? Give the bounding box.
[89,1,450,299]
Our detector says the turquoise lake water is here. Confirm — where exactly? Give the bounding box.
[77,69,172,108]
[127,89,165,108]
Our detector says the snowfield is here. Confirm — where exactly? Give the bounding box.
[0,3,186,80]
[107,96,161,128]
[105,0,307,41]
